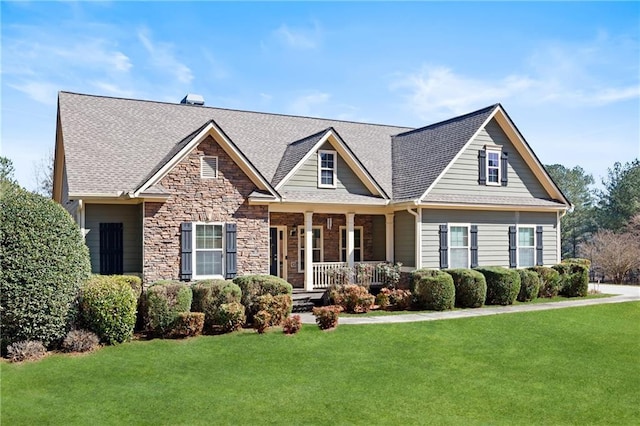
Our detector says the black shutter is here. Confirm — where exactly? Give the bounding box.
[501,152,509,186]
[439,225,448,269]
[508,225,517,268]
[180,222,192,281]
[478,150,486,185]
[470,225,478,268]
[536,225,543,266]
[100,223,123,275]
[225,223,237,279]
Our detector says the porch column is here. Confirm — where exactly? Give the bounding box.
[385,212,394,263]
[304,211,314,291]
[346,212,355,268]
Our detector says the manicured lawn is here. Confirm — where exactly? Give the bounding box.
[2,302,639,425]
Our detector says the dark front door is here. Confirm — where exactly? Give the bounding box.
[269,227,278,276]
[100,223,123,275]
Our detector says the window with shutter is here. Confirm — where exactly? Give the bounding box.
[449,224,470,269]
[192,223,224,278]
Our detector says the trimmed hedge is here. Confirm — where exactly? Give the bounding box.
[212,302,245,333]
[169,312,205,338]
[330,284,375,313]
[191,280,242,330]
[233,275,292,321]
[0,181,91,349]
[446,269,487,308]
[144,281,193,336]
[257,293,293,326]
[529,266,561,298]
[562,258,592,269]
[517,270,541,302]
[553,263,589,298]
[475,267,521,305]
[79,276,137,344]
[411,269,455,311]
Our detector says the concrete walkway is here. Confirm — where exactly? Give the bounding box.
[298,284,640,325]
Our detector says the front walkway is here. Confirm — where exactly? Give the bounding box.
[298,284,640,325]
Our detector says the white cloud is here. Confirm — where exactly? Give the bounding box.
[137,28,193,84]
[90,81,135,98]
[8,81,59,105]
[273,22,321,50]
[287,91,331,116]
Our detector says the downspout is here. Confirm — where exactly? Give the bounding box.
[406,204,421,269]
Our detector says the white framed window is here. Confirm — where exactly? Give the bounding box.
[486,148,501,185]
[298,226,323,272]
[201,156,218,179]
[449,224,470,269]
[518,226,535,267]
[318,150,337,188]
[339,226,363,262]
[194,223,224,278]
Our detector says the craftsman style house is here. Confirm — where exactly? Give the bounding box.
[53,92,570,290]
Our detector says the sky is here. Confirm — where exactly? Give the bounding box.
[1,1,639,192]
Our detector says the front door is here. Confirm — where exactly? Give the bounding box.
[100,222,123,275]
[269,226,287,280]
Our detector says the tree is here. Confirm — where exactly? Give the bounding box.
[597,159,640,231]
[33,150,54,198]
[545,164,597,258]
[580,228,640,284]
[0,156,16,183]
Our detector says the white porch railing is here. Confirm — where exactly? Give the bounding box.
[312,261,385,289]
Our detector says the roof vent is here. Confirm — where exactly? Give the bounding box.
[180,93,205,106]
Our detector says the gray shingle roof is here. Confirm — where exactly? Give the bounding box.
[271,128,330,187]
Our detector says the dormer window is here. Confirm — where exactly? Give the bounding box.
[486,149,500,185]
[201,156,218,179]
[318,150,337,188]
[478,146,508,186]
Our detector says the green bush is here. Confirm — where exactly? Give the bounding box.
[330,284,375,313]
[312,306,341,330]
[554,263,589,298]
[79,276,137,344]
[529,266,561,298]
[411,269,455,311]
[144,281,193,336]
[110,275,143,301]
[212,302,245,333]
[254,310,271,334]
[191,280,242,329]
[256,293,293,326]
[0,181,91,349]
[445,269,487,308]
[233,275,292,321]
[517,270,541,302]
[475,267,521,305]
[562,258,592,269]
[169,312,205,339]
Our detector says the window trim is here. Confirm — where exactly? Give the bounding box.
[317,150,337,189]
[339,226,363,262]
[485,147,501,186]
[193,222,224,279]
[517,225,536,268]
[448,223,470,269]
[298,225,323,272]
[200,156,218,179]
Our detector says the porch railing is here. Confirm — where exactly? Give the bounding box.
[312,261,385,289]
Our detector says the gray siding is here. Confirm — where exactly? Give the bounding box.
[372,215,386,261]
[430,119,550,199]
[394,210,415,267]
[85,203,143,274]
[421,209,558,268]
[282,142,372,195]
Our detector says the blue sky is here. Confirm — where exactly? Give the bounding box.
[2,1,638,192]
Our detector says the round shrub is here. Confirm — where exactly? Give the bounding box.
[191,280,242,329]
[517,270,541,302]
[282,315,302,335]
[79,276,137,344]
[554,263,589,298]
[111,275,143,302]
[475,267,521,305]
[62,329,100,353]
[6,340,47,363]
[254,310,271,334]
[529,266,561,298]
[330,284,375,313]
[257,293,293,325]
[212,302,245,333]
[0,181,91,349]
[411,269,455,311]
[312,306,340,330]
[144,281,193,336]
[445,269,487,308]
[169,312,205,339]
[233,275,292,321]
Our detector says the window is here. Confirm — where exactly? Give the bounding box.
[449,225,469,269]
[201,156,218,179]
[340,226,363,262]
[194,223,223,277]
[518,226,535,267]
[298,226,323,271]
[486,149,500,185]
[318,150,337,188]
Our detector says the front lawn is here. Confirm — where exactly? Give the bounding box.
[2,302,639,425]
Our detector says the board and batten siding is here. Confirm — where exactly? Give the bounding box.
[421,209,558,268]
[281,142,371,195]
[429,119,550,199]
[85,203,143,274]
[394,210,415,267]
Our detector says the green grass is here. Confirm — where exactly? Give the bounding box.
[2,302,639,425]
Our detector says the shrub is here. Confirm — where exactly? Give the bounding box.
[79,275,137,345]
[376,288,413,310]
[212,302,245,333]
[411,269,455,311]
[554,263,589,298]
[233,275,292,321]
[376,262,402,288]
[475,267,521,305]
[169,312,205,339]
[330,284,375,313]
[312,306,341,330]
[517,270,541,302]
[282,315,302,335]
[0,181,91,349]
[62,329,100,353]
[529,266,561,298]
[144,281,193,336]
[254,310,271,334]
[446,269,487,308]
[191,280,242,329]
[562,258,592,269]
[375,289,390,309]
[110,275,143,301]
[6,340,47,362]
[257,293,293,326]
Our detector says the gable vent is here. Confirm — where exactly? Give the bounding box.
[201,156,218,179]
[180,93,205,106]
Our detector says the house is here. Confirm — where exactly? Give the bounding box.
[52,92,571,290]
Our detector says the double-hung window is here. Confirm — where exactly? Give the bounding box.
[318,150,337,188]
[518,226,535,267]
[449,225,469,269]
[340,226,363,262]
[194,223,223,277]
[298,226,323,272]
[486,149,500,185]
